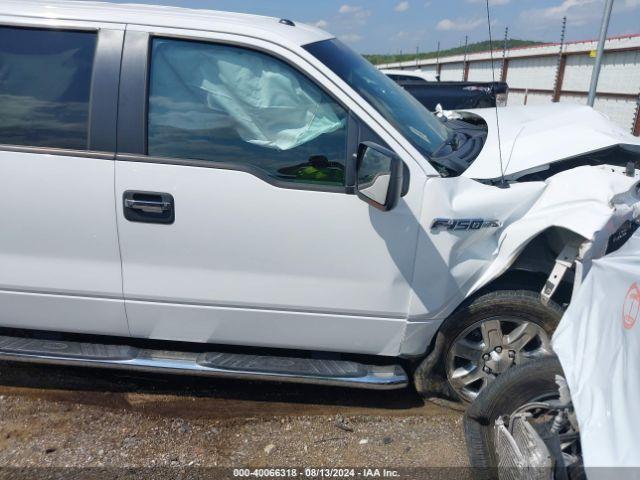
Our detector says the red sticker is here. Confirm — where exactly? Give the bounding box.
[623,283,640,330]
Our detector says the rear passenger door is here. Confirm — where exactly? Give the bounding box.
[0,21,129,336]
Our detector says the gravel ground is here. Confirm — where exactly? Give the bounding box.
[0,361,468,471]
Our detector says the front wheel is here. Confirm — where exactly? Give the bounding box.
[442,290,562,403]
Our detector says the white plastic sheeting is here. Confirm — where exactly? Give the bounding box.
[553,229,640,472]
[150,39,345,151]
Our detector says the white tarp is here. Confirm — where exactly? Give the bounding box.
[553,228,640,474]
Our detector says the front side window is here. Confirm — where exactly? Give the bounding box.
[148,38,348,187]
[0,27,96,150]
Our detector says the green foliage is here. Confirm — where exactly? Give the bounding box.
[364,39,543,65]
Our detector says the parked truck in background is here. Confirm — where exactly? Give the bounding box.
[383,69,509,111]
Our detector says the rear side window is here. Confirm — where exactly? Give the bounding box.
[147,38,348,187]
[0,27,96,150]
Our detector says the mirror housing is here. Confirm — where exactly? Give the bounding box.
[355,142,404,212]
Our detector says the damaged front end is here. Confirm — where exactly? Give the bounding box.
[411,164,640,325]
[538,165,640,308]
[407,164,640,392]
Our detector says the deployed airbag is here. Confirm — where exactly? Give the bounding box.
[151,39,345,151]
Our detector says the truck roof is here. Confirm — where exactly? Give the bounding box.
[0,0,333,47]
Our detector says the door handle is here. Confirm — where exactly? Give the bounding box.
[124,198,172,214]
[123,191,175,224]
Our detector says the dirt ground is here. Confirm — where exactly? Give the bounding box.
[0,361,469,473]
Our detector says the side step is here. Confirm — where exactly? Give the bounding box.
[0,335,408,390]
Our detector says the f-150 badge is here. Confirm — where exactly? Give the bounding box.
[431,218,502,232]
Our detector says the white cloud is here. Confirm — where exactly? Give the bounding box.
[513,0,639,39]
[559,0,637,14]
[544,0,597,17]
[436,17,485,31]
[338,4,371,23]
[339,4,356,14]
[312,19,329,29]
[339,33,363,43]
[395,1,410,12]
[518,0,604,28]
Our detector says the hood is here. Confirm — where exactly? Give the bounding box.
[459,103,640,180]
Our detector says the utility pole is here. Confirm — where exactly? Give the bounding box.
[436,41,441,79]
[501,26,509,81]
[552,16,567,103]
[462,35,469,81]
[416,45,420,68]
[588,0,614,106]
[633,93,640,136]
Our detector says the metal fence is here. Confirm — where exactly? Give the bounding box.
[377,34,640,136]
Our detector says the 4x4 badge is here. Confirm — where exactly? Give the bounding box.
[431,218,502,232]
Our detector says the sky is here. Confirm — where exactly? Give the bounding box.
[98,0,640,54]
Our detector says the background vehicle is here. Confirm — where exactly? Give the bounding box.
[382,69,509,111]
[0,1,639,404]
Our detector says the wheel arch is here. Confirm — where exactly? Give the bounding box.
[412,227,581,399]
[473,226,585,308]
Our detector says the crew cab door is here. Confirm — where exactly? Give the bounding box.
[0,20,128,336]
[114,28,424,356]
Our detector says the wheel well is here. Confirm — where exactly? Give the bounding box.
[477,227,580,307]
[412,228,579,399]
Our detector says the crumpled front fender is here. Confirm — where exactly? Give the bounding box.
[408,165,640,323]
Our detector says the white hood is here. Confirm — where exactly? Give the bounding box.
[460,103,640,180]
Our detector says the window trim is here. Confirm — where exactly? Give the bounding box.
[0,144,114,160]
[116,31,357,194]
[0,23,123,154]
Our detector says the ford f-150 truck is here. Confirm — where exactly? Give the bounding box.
[382,69,509,111]
[0,0,639,404]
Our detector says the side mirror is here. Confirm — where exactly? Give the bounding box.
[356,142,403,212]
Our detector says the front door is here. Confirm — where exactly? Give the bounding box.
[115,34,421,355]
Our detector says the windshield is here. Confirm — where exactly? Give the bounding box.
[304,39,450,164]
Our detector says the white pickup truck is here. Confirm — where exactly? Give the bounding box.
[1,0,639,403]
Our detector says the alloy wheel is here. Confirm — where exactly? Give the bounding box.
[446,317,553,403]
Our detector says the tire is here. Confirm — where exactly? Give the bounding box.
[441,290,562,403]
[464,357,564,480]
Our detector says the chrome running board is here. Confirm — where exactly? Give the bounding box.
[0,335,408,390]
